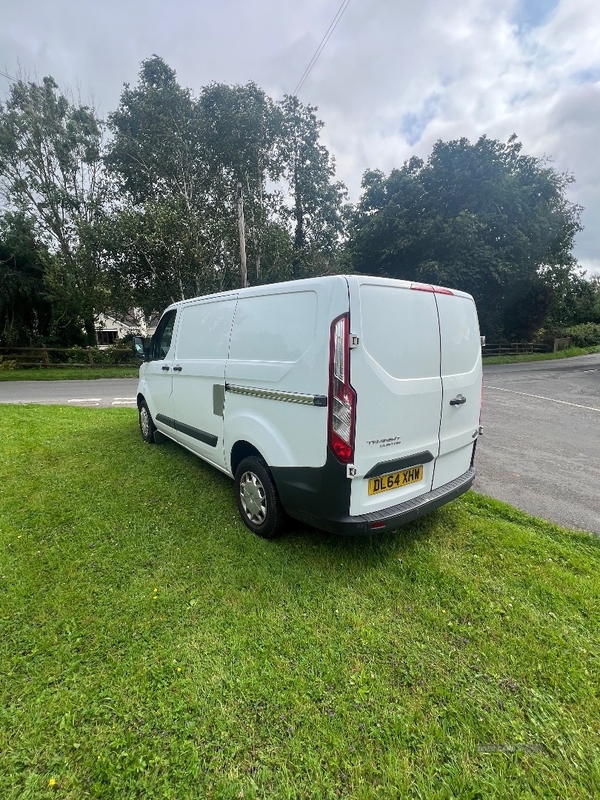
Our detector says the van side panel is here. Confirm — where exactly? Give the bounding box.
[431,292,482,489]
[347,278,444,517]
[224,280,347,471]
[169,297,237,470]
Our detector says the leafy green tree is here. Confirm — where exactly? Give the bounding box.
[0,75,108,343]
[0,212,86,346]
[199,81,285,282]
[107,57,219,309]
[0,213,52,345]
[544,269,600,330]
[106,58,348,308]
[278,96,348,277]
[350,136,583,340]
[106,58,261,305]
[106,56,203,207]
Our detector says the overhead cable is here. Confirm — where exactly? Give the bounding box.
[293,0,352,96]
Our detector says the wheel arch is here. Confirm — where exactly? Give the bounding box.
[231,440,265,476]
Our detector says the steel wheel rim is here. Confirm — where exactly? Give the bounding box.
[239,470,267,525]
[140,406,150,438]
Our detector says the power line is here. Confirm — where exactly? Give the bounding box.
[293,0,352,96]
[0,69,17,83]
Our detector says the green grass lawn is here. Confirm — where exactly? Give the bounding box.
[1,406,598,799]
[483,345,600,365]
[0,366,139,381]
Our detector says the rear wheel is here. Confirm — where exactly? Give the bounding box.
[139,400,156,444]
[234,456,285,538]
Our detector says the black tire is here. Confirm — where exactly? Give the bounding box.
[138,399,157,444]
[234,456,286,538]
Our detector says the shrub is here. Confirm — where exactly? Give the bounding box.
[563,323,600,348]
[0,355,16,371]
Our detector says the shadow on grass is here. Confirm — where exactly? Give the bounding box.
[138,428,447,580]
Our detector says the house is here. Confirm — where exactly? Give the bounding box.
[96,311,160,346]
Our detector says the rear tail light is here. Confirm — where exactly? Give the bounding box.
[328,313,356,464]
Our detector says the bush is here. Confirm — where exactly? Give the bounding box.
[563,323,600,348]
[0,355,16,371]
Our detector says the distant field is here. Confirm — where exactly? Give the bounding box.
[1,405,599,799]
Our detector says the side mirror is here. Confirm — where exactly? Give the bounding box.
[133,336,148,361]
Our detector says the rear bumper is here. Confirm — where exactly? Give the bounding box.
[338,468,475,535]
[273,454,475,535]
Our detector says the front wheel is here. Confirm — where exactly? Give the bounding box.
[139,400,156,444]
[234,456,285,538]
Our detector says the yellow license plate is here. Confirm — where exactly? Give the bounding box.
[368,465,424,496]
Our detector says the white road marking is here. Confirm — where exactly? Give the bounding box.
[112,398,136,406]
[69,398,101,405]
[484,385,600,413]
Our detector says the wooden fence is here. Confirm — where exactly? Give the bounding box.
[0,346,136,368]
[482,338,573,356]
[482,342,549,356]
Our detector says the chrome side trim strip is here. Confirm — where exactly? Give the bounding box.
[225,383,327,407]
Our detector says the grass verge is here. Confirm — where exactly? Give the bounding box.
[0,366,139,381]
[483,345,600,365]
[1,405,599,799]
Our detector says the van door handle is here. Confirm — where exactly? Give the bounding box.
[161,365,170,372]
[173,365,183,372]
[450,394,467,406]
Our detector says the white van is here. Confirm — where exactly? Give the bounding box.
[134,275,482,538]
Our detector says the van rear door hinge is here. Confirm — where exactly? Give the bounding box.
[349,334,360,349]
[346,465,357,478]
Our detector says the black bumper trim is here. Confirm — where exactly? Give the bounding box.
[284,467,475,536]
[364,450,434,479]
[156,414,218,447]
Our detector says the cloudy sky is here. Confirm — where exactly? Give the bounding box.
[2,0,599,274]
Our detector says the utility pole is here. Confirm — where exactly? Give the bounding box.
[236,182,248,288]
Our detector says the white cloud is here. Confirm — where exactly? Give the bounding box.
[1,0,599,270]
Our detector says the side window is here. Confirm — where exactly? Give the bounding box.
[176,300,236,360]
[151,310,177,360]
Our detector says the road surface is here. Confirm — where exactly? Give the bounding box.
[0,378,138,407]
[475,352,600,535]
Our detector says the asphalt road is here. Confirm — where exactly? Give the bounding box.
[0,378,138,407]
[1,355,599,534]
[475,352,600,535]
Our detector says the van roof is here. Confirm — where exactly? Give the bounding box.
[162,274,474,312]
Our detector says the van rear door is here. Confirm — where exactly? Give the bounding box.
[347,277,443,517]
[432,290,481,489]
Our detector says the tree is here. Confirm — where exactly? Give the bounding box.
[350,136,583,339]
[0,212,52,345]
[198,81,286,283]
[544,268,600,330]
[105,58,349,309]
[106,56,202,208]
[0,75,107,342]
[278,96,348,277]
[106,58,259,305]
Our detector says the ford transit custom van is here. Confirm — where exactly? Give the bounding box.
[134,275,482,538]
